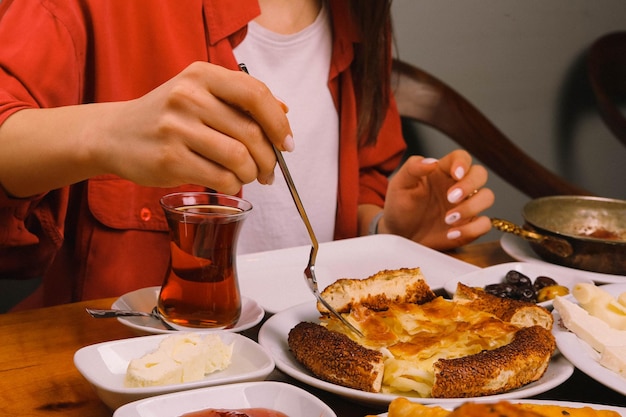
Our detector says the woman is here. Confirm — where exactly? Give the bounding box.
[0,0,493,309]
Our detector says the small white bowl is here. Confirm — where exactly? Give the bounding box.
[74,332,274,409]
[444,262,595,309]
[113,381,337,417]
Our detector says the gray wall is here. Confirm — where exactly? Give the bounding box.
[391,1,626,242]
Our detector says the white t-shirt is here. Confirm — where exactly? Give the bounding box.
[233,3,339,254]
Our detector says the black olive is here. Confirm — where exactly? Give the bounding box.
[485,283,515,298]
[484,270,562,304]
[534,275,558,291]
[519,287,537,302]
[505,270,532,286]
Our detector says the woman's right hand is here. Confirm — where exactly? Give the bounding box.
[98,61,293,194]
[0,62,292,198]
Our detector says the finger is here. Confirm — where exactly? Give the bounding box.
[394,156,439,189]
[174,118,262,185]
[446,215,493,244]
[437,150,472,180]
[151,144,245,195]
[182,91,276,184]
[444,188,495,225]
[205,65,293,151]
[446,164,489,203]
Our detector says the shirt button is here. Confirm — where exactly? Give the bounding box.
[140,208,152,221]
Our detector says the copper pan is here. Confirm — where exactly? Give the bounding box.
[521,196,626,275]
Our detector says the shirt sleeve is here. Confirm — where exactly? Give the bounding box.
[0,0,85,124]
[0,1,85,277]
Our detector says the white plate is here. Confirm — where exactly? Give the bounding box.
[238,234,479,314]
[376,399,626,416]
[113,381,336,417]
[500,234,626,284]
[443,261,595,309]
[258,302,575,407]
[553,283,626,396]
[74,332,275,410]
[111,287,264,335]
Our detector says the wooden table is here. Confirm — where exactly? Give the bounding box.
[1,241,624,416]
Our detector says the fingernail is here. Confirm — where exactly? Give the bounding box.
[447,230,461,240]
[447,188,463,203]
[445,212,461,225]
[454,166,465,179]
[422,158,438,164]
[258,171,274,185]
[283,134,295,152]
[275,96,289,112]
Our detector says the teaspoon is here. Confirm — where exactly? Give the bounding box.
[85,306,177,330]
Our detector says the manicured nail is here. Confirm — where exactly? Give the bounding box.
[447,230,461,240]
[283,134,295,152]
[447,188,463,204]
[422,158,438,164]
[454,166,465,180]
[445,212,461,225]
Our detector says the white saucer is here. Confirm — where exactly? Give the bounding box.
[111,286,264,335]
[500,233,626,284]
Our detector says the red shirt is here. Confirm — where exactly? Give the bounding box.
[0,0,405,309]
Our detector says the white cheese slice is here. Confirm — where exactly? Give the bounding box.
[599,345,626,377]
[571,283,626,330]
[553,296,626,353]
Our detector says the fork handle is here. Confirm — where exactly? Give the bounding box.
[273,148,319,248]
[85,308,151,318]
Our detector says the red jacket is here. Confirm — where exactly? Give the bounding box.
[0,0,405,309]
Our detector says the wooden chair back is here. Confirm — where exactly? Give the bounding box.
[391,59,591,198]
[587,31,626,147]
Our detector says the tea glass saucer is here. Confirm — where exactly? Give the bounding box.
[111,286,264,335]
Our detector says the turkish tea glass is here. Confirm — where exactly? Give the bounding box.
[158,192,252,329]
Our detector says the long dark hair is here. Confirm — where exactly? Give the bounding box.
[349,0,393,147]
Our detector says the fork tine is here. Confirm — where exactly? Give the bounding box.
[304,251,363,336]
[309,273,364,336]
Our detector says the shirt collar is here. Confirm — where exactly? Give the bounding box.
[203,0,261,45]
[328,0,359,80]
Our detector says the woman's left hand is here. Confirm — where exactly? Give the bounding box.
[380,150,495,250]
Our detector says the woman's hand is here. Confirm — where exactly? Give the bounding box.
[98,62,293,194]
[379,150,495,250]
[0,62,293,197]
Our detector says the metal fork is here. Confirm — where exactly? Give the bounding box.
[239,63,362,336]
[273,149,363,337]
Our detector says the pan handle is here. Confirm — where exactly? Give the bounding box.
[491,218,573,258]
